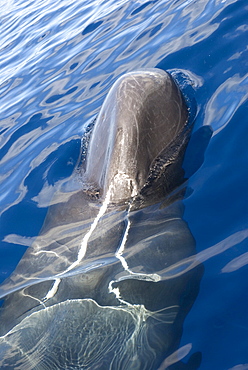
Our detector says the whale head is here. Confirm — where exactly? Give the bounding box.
[84,68,189,204]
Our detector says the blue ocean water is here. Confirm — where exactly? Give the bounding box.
[0,0,247,368]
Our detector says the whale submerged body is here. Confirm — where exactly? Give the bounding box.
[0,69,203,369]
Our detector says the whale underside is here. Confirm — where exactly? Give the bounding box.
[0,69,203,369]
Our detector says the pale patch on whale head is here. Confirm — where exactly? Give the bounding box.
[109,171,138,202]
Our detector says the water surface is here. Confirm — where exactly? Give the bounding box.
[0,0,248,368]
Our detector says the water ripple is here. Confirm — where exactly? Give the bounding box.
[0,0,247,366]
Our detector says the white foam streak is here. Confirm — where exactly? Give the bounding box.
[43,278,61,301]
[109,204,161,305]
[115,204,132,272]
[43,186,113,301]
[63,185,112,274]
[115,205,160,281]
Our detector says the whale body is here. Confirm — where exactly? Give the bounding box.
[0,69,202,369]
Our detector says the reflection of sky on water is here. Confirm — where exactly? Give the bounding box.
[0,0,247,368]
